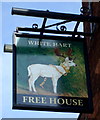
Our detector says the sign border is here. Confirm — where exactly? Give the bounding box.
[13,33,93,113]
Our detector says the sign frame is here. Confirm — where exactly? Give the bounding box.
[13,33,93,113]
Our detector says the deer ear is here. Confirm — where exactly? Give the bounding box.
[69,57,73,60]
[65,57,69,61]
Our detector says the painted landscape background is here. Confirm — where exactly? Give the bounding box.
[16,37,88,98]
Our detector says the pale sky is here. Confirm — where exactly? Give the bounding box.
[1,1,83,119]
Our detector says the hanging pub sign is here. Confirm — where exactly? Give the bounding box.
[13,33,93,113]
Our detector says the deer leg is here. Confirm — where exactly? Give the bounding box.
[32,81,37,92]
[31,75,39,92]
[28,75,33,91]
[52,78,57,94]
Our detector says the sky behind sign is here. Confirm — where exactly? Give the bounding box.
[1,1,83,119]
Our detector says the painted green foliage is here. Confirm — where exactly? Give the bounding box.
[16,37,88,97]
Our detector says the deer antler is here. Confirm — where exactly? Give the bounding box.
[54,48,76,60]
[54,48,65,58]
[66,48,73,57]
[66,48,75,60]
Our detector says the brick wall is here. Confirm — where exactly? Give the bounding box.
[78,2,100,120]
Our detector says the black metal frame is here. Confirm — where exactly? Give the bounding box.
[12,7,100,39]
[13,33,93,113]
[12,7,100,23]
[16,27,92,37]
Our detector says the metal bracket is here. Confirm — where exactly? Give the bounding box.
[39,17,47,40]
[12,7,100,23]
[4,44,13,53]
[11,7,98,38]
[4,6,100,53]
[16,27,92,36]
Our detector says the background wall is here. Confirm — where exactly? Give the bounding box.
[79,2,100,120]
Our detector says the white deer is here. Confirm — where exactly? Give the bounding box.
[27,57,77,93]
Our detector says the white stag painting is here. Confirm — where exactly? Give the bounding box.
[27,56,77,94]
[16,38,88,97]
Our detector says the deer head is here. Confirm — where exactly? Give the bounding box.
[64,57,77,67]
